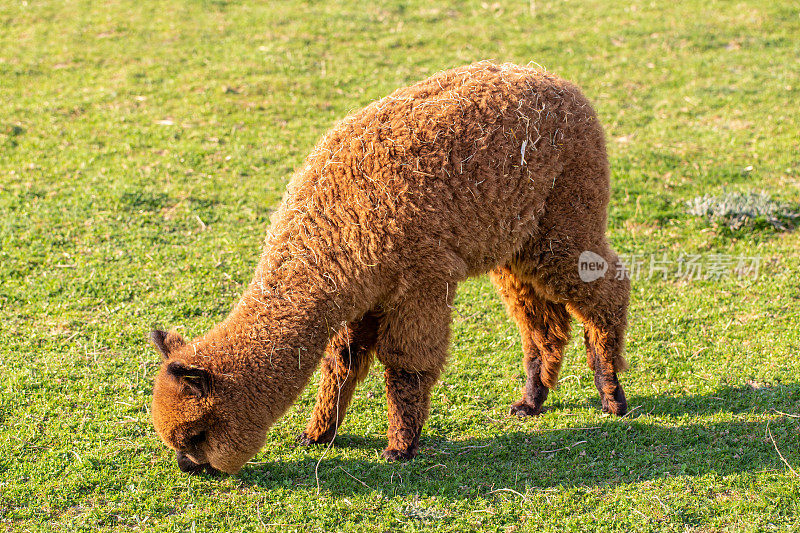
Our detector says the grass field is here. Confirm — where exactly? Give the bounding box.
[2,0,800,530]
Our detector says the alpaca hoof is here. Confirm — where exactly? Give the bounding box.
[381,446,418,462]
[601,400,626,416]
[509,400,544,417]
[297,432,315,446]
[600,387,627,416]
[297,430,334,446]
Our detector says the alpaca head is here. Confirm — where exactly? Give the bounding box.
[149,329,269,475]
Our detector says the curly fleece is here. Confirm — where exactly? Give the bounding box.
[150,61,630,474]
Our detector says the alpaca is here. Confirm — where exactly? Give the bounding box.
[150,61,630,475]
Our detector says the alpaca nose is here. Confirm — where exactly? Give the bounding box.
[176,451,220,476]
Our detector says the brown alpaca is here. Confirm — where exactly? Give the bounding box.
[150,61,630,475]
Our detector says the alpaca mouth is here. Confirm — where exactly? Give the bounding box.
[176,451,220,476]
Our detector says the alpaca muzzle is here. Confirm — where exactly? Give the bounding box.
[176,451,220,476]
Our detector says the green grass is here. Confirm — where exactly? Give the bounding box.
[2,0,800,530]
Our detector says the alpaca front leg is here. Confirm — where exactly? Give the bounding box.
[382,367,439,461]
[299,314,378,445]
[376,281,452,460]
[298,352,361,445]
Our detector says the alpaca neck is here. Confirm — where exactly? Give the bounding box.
[199,248,363,421]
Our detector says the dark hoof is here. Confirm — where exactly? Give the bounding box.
[381,447,418,462]
[509,400,544,417]
[296,432,315,446]
[297,429,335,446]
[600,386,627,416]
[176,452,220,476]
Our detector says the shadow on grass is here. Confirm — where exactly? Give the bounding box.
[236,384,800,495]
[555,383,800,417]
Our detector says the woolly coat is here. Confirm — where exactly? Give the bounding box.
[152,61,621,473]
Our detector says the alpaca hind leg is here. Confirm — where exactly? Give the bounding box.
[561,245,629,415]
[299,312,380,445]
[491,266,572,417]
[517,243,630,416]
[514,145,630,415]
[577,284,630,416]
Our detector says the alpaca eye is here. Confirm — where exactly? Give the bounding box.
[188,431,206,448]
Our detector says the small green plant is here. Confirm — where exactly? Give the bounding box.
[687,191,799,231]
[400,498,448,523]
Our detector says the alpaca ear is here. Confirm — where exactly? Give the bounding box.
[167,361,213,397]
[150,329,187,359]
